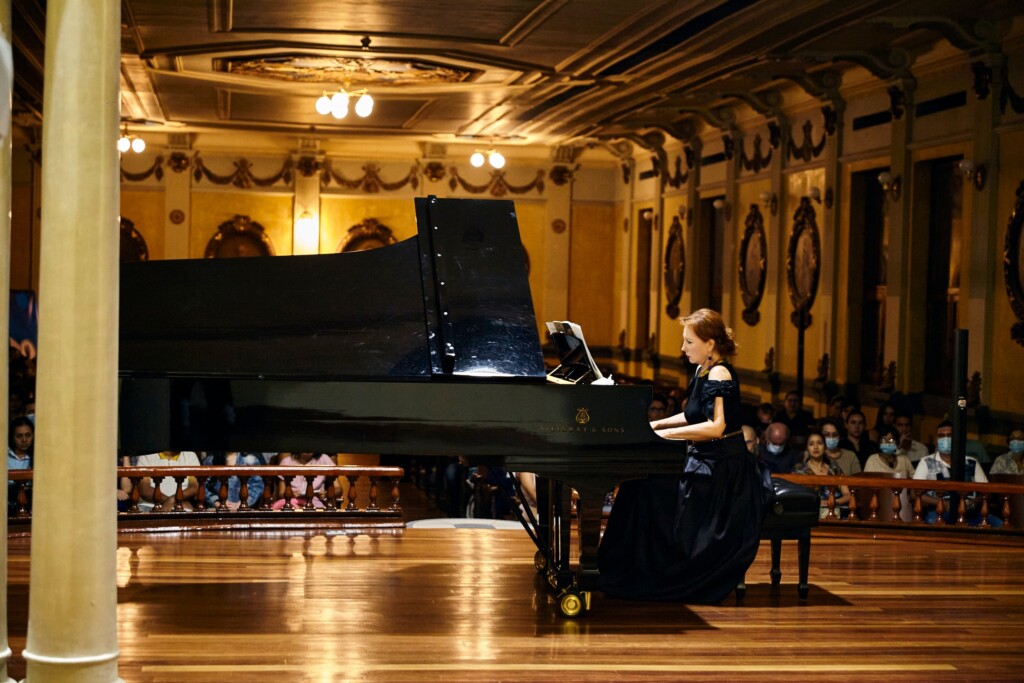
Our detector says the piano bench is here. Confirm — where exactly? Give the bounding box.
[736,477,820,601]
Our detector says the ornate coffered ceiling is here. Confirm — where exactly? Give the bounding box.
[9,0,1024,150]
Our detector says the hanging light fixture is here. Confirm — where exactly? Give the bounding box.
[469,149,506,169]
[117,125,146,154]
[315,87,373,120]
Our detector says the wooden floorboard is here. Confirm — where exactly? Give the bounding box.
[7,487,1024,681]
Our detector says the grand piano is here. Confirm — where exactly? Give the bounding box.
[119,196,684,617]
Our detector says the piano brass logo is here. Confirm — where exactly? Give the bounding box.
[575,408,591,425]
[538,406,624,433]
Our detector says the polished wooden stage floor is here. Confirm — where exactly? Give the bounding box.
[7,506,1024,681]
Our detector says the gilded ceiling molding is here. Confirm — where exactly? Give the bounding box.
[740,134,772,173]
[787,119,827,163]
[192,153,294,188]
[321,161,420,193]
[868,16,1003,55]
[666,156,688,189]
[619,131,669,188]
[120,156,165,183]
[448,168,546,197]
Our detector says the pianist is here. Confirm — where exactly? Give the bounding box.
[598,308,772,603]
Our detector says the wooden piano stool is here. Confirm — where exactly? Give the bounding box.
[736,477,820,601]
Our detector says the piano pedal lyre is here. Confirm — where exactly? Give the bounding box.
[557,588,591,618]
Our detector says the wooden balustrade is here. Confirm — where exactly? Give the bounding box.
[7,466,404,524]
[775,473,1024,530]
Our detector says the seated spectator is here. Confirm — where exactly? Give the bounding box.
[864,426,915,478]
[648,393,668,422]
[840,410,877,469]
[913,421,1001,527]
[755,402,775,439]
[870,401,897,442]
[818,417,861,476]
[793,432,850,517]
[990,428,1024,475]
[774,390,815,445]
[8,416,34,514]
[203,451,268,510]
[273,452,336,509]
[136,451,201,512]
[759,422,798,474]
[666,388,684,416]
[826,395,845,420]
[893,411,928,464]
[741,424,759,455]
[841,398,861,422]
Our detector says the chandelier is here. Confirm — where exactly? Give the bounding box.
[315,88,374,119]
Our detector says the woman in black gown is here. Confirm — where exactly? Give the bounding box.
[598,309,772,603]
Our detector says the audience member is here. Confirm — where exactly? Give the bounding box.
[203,451,268,510]
[755,402,775,438]
[841,398,861,422]
[870,401,897,442]
[990,428,1024,475]
[826,395,845,420]
[893,411,928,464]
[774,390,815,443]
[759,422,798,474]
[136,450,201,512]
[741,424,759,455]
[8,416,34,514]
[913,421,1001,527]
[840,410,877,468]
[648,393,668,422]
[818,417,861,475]
[273,452,336,509]
[792,432,850,517]
[864,426,915,477]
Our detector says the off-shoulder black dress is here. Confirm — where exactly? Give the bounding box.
[598,362,772,602]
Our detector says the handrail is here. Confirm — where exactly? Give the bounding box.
[773,473,1024,495]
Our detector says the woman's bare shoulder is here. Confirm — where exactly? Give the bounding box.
[708,364,734,381]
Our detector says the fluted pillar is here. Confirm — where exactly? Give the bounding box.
[24,0,122,681]
[0,1,15,681]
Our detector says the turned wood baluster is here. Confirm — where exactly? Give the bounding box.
[978,493,990,528]
[14,482,30,518]
[1002,494,1012,528]
[935,495,947,524]
[824,486,838,519]
[172,476,186,512]
[303,476,316,511]
[151,475,167,513]
[890,487,902,523]
[218,478,229,511]
[282,480,295,511]
[912,494,923,523]
[129,477,142,513]
[324,477,337,511]
[389,478,401,512]
[956,495,967,526]
[346,476,358,511]
[368,477,380,511]
[194,477,208,512]
[260,476,274,510]
[238,476,250,511]
[847,487,859,521]
[867,491,879,521]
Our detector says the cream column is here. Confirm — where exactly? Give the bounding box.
[0,1,15,680]
[163,133,192,259]
[24,0,122,681]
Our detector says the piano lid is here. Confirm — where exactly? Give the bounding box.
[119,196,545,382]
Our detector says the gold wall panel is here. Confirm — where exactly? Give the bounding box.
[120,189,167,261]
[570,202,617,348]
[319,196,417,253]
[733,179,771,378]
[190,192,293,258]
[994,130,1024,415]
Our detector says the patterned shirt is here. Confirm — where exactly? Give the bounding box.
[990,452,1024,475]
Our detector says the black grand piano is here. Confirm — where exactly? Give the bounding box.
[119,196,684,617]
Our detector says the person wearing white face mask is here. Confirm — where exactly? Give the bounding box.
[990,428,1024,475]
[817,417,861,476]
[913,420,1000,526]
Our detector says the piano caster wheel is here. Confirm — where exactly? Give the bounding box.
[558,589,590,618]
[534,550,548,573]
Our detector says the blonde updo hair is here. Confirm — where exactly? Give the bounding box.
[680,308,738,358]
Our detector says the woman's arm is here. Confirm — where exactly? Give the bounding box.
[656,396,726,441]
[650,411,688,431]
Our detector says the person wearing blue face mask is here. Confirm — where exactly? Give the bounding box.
[990,428,1024,475]
[913,420,1001,527]
[819,418,861,476]
[865,426,915,478]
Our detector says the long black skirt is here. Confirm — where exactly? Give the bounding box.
[598,433,772,603]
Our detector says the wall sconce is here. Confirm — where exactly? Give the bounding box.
[877,171,901,200]
[958,158,986,191]
[470,149,506,169]
[117,126,145,154]
[758,190,778,215]
[315,88,374,119]
[712,198,731,221]
[293,210,320,255]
